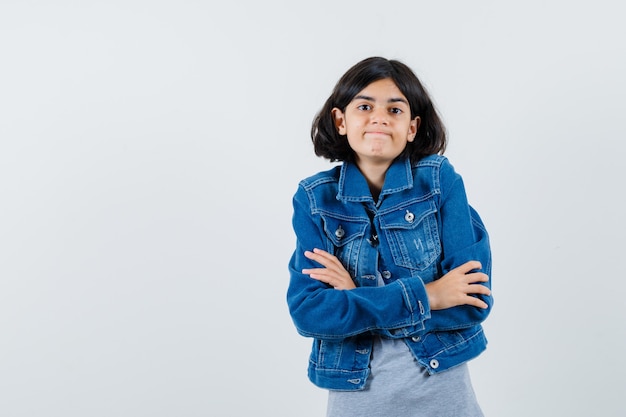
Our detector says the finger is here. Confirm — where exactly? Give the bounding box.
[304,249,340,268]
[304,248,334,260]
[302,267,343,281]
[304,250,329,268]
[466,283,491,296]
[306,270,351,290]
[312,248,344,267]
[455,260,482,274]
[301,267,331,277]
[465,296,489,309]
[302,268,333,284]
[464,272,489,283]
[304,248,333,263]
[311,247,332,257]
[308,273,333,285]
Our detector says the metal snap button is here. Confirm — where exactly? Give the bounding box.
[382,270,391,279]
[404,210,415,223]
[335,226,345,239]
[429,359,439,369]
[411,336,421,342]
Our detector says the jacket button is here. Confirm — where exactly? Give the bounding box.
[404,210,415,223]
[335,226,345,239]
[411,336,420,342]
[429,359,439,369]
[382,270,391,279]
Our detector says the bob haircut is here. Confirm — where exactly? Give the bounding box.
[311,57,447,164]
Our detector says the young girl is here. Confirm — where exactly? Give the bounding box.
[287,57,493,417]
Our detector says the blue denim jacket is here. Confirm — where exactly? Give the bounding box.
[287,154,493,391]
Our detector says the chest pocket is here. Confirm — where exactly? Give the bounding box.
[379,199,441,271]
[321,214,368,276]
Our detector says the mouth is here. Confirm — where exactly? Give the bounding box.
[365,131,391,137]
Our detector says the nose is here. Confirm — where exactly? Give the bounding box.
[370,107,388,125]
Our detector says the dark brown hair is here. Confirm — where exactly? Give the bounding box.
[311,57,447,164]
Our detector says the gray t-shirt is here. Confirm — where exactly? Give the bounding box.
[326,274,484,417]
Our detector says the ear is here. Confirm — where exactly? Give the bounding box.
[332,107,347,135]
[407,116,421,142]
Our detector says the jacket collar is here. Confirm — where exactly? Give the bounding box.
[337,157,414,202]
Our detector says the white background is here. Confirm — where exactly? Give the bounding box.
[1,1,625,416]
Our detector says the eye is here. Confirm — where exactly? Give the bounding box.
[357,104,372,111]
[389,107,403,115]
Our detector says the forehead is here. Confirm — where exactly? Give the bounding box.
[353,78,407,102]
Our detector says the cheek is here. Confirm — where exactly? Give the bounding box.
[344,123,362,137]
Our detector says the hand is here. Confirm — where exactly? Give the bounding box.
[425,261,490,310]
[302,248,356,290]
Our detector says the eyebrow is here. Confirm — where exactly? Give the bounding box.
[353,95,409,105]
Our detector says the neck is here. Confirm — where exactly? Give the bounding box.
[355,159,391,201]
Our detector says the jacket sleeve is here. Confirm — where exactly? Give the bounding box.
[421,160,493,333]
[286,185,431,341]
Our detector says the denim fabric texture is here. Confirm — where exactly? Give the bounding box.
[287,154,493,391]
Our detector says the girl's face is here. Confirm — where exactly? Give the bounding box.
[332,78,420,169]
